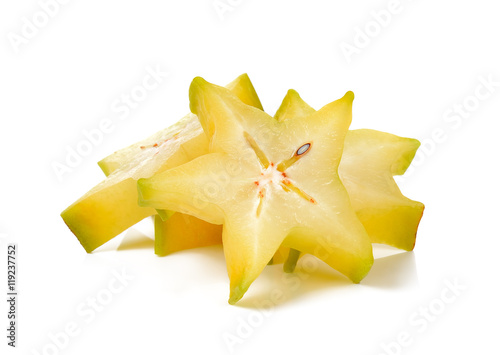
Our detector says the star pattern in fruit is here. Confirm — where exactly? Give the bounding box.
[138,78,374,304]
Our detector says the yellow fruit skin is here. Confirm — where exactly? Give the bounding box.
[61,132,203,253]
[355,206,424,251]
[154,214,222,256]
[62,74,263,253]
[269,246,291,265]
[62,179,156,253]
[97,159,117,177]
[225,73,263,111]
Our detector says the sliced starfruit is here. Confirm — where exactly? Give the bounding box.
[98,74,263,175]
[61,74,263,253]
[138,78,374,304]
[340,130,424,251]
[153,214,222,256]
[155,90,423,263]
[273,90,424,271]
[275,90,424,251]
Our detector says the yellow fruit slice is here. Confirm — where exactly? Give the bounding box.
[61,74,263,253]
[275,90,424,251]
[94,77,310,261]
[153,89,423,263]
[154,90,423,265]
[154,214,222,256]
[98,74,263,175]
[340,129,424,251]
[138,78,374,304]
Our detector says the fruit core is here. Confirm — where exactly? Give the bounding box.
[246,133,317,217]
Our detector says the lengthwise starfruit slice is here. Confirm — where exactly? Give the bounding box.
[61,74,263,253]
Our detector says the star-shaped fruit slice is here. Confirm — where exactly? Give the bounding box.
[273,90,424,270]
[137,78,374,304]
[153,90,423,264]
[275,90,424,251]
[339,130,424,250]
[61,74,262,253]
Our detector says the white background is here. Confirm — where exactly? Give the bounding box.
[1,0,500,354]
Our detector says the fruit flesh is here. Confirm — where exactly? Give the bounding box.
[61,74,263,253]
[138,78,374,304]
[98,74,263,175]
[62,117,204,253]
[152,90,423,261]
[275,90,424,251]
[339,129,424,251]
[154,214,222,256]
[85,86,423,263]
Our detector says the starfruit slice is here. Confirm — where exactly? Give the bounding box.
[275,90,424,252]
[61,74,262,253]
[138,78,374,303]
[154,89,423,262]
